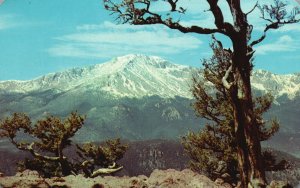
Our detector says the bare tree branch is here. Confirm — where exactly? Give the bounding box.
[206,0,235,35]
[246,1,258,16]
[104,0,230,35]
[91,162,123,177]
[167,0,179,12]
[12,140,66,161]
[80,159,123,177]
[222,65,233,90]
[250,1,300,47]
[81,159,94,167]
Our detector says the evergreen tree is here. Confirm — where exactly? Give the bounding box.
[182,39,288,184]
[0,112,127,177]
[76,138,127,177]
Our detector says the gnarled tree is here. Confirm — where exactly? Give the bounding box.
[103,0,299,186]
[0,112,127,178]
[182,39,289,185]
[76,138,127,177]
[0,112,84,177]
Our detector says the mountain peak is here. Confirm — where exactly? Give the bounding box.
[114,54,163,62]
[1,54,300,100]
[91,54,194,98]
[108,54,173,69]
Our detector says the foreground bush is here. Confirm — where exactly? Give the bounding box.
[0,112,127,178]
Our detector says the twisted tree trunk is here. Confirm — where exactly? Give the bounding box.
[57,145,72,176]
[230,33,266,187]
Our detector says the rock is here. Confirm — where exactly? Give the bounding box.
[128,177,148,188]
[15,170,40,177]
[0,169,226,188]
[268,180,293,188]
[0,170,48,188]
[148,169,223,187]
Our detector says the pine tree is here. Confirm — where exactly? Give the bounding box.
[0,112,127,177]
[76,138,127,177]
[182,39,288,185]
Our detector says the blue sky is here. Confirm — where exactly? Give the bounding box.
[0,0,299,80]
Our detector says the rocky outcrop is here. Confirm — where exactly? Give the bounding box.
[0,169,224,188]
[0,169,297,188]
[0,170,50,188]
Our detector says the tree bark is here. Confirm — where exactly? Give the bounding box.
[58,144,72,176]
[231,90,250,187]
[230,33,267,187]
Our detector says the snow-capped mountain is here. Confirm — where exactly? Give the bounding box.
[0,54,195,98]
[0,54,300,155]
[252,70,300,100]
[1,54,300,100]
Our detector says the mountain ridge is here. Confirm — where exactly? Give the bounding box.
[0,54,195,98]
[1,54,300,100]
[0,54,300,156]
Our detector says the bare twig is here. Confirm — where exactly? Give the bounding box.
[250,2,300,47]
[246,1,259,16]
[104,0,233,35]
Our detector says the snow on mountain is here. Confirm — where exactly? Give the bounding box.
[251,69,300,99]
[0,54,195,98]
[0,54,299,100]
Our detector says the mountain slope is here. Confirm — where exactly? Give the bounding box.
[0,54,195,99]
[1,54,300,100]
[0,54,299,155]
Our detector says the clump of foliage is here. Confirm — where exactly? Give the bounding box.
[0,112,127,178]
[76,139,128,177]
[181,39,289,184]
